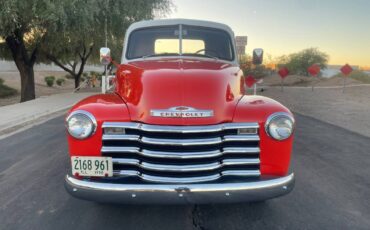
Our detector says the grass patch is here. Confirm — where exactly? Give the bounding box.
[334,70,370,84]
[0,78,17,98]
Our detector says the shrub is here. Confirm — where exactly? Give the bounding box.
[276,48,329,76]
[44,76,56,87]
[0,78,17,98]
[334,70,370,84]
[56,78,66,86]
[349,70,370,84]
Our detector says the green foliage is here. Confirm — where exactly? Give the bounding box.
[280,48,329,76]
[0,78,17,98]
[43,0,173,65]
[44,76,56,87]
[334,70,370,84]
[0,0,67,63]
[0,0,173,93]
[56,78,66,86]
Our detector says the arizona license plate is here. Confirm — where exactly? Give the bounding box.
[71,156,113,177]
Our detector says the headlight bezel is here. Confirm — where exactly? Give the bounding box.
[265,112,295,141]
[66,110,97,140]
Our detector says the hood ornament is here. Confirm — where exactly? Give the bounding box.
[151,106,214,118]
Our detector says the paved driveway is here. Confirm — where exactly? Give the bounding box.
[0,114,369,230]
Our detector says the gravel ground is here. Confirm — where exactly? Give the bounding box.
[0,71,100,106]
[259,85,370,137]
[260,74,364,87]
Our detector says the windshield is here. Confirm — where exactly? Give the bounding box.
[126,25,234,61]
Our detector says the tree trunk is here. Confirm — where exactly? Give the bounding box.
[5,34,37,102]
[18,63,36,102]
[74,74,81,89]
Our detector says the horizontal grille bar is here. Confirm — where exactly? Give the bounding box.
[102,134,260,144]
[142,136,222,146]
[101,146,260,159]
[112,158,260,172]
[113,170,261,183]
[102,122,259,134]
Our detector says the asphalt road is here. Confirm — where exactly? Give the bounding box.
[1,114,370,230]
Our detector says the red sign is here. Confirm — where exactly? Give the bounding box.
[278,67,289,79]
[308,64,321,76]
[245,75,257,88]
[340,64,353,76]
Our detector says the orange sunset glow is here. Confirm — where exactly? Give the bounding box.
[170,0,370,67]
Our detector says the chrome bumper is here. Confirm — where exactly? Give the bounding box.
[65,173,294,204]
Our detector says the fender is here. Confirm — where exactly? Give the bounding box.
[233,95,294,176]
[67,93,131,157]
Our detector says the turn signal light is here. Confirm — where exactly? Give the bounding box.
[104,127,125,135]
[238,128,258,135]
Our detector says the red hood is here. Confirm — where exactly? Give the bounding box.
[115,58,244,125]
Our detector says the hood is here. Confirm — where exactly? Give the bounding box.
[115,58,244,125]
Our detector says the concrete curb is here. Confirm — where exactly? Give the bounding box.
[0,106,70,138]
[0,92,96,138]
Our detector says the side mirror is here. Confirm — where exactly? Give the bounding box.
[252,48,264,65]
[100,47,111,65]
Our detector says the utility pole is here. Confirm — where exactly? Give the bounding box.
[102,0,108,94]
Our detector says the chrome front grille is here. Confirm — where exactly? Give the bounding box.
[101,122,260,183]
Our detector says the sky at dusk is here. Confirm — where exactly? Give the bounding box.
[169,0,370,66]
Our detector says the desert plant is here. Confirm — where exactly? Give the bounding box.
[44,76,56,87]
[334,70,370,84]
[56,78,66,86]
[285,48,329,76]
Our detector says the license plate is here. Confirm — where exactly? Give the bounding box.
[71,156,113,177]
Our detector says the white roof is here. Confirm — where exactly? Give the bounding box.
[125,18,235,37]
[121,18,237,64]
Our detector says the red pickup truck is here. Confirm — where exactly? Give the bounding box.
[65,19,295,204]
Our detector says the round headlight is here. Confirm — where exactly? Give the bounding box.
[265,112,295,140]
[66,110,97,139]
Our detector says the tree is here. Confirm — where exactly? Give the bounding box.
[285,48,329,76]
[0,0,173,101]
[43,0,173,89]
[42,0,98,89]
[0,0,65,102]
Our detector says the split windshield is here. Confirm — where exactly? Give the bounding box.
[126,25,234,61]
